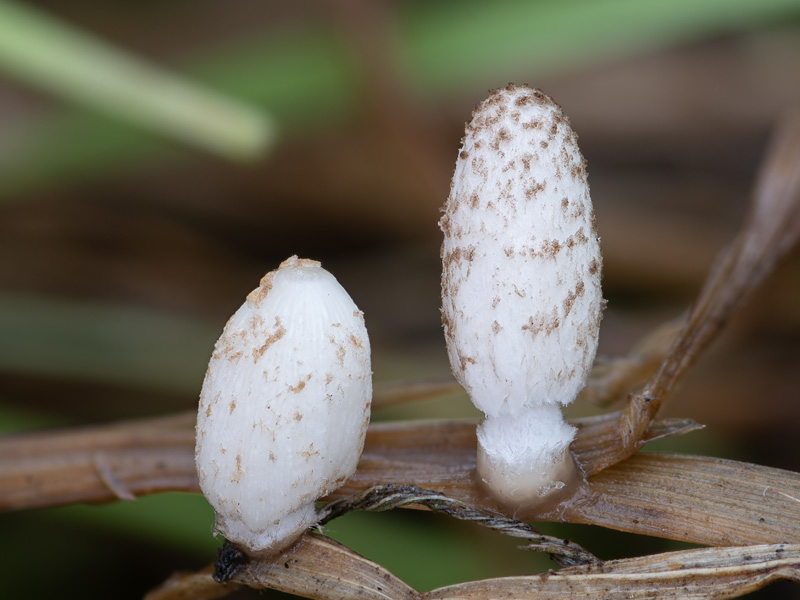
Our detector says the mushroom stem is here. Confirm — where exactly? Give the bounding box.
[476,406,580,511]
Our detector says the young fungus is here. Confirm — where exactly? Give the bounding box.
[195,256,372,556]
[441,85,604,511]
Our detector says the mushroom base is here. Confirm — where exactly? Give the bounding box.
[475,410,581,514]
[214,502,318,558]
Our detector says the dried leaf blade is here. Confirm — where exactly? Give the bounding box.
[233,533,419,600]
[559,453,800,546]
[426,544,800,600]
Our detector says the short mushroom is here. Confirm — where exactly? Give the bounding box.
[195,256,372,556]
[440,85,604,511]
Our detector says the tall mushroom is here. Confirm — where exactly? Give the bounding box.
[440,85,604,511]
[195,256,372,556]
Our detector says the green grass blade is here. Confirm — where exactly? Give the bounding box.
[2,0,799,198]
[0,293,217,395]
[0,0,274,162]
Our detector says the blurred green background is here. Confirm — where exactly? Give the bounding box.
[2,0,800,598]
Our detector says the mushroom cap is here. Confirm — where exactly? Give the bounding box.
[195,256,372,554]
[440,85,603,417]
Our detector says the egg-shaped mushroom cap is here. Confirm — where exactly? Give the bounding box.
[441,85,603,417]
[195,256,372,554]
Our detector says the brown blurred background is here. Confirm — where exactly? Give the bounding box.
[1,1,800,598]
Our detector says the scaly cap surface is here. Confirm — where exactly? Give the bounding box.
[195,256,372,554]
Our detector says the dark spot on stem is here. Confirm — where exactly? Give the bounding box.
[213,540,248,582]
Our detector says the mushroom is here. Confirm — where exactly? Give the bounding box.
[440,85,604,511]
[195,256,372,556]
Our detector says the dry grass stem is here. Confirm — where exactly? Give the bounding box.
[5,413,798,550]
[429,544,800,600]
[319,484,598,567]
[234,533,418,600]
[0,411,687,511]
[0,412,196,510]
[144,566,239,600]
[146,533,418,600]
[579,317,683,408]
[613,112,800,468]
[146,537,800,600]
[559,453,800,546]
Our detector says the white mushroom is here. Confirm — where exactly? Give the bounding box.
[195,256,372,555]
[440,85,604,510]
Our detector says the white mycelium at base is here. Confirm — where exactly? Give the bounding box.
[476,406,578,507]
[195,256,372,555]
[440,85,603,509]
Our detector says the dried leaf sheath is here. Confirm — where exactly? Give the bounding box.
[338,417,701,508]
[0,321,682,513]
[0,410,681,511]
[2,413,798,549]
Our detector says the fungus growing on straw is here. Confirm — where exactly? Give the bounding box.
[195,256,372,556]
[440,85,604,511]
